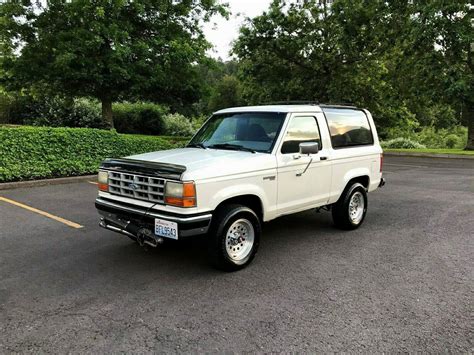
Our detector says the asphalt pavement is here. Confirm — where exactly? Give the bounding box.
[0,156,472,352]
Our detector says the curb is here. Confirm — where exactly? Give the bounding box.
[0,175,97,191]
[384,152,474,160]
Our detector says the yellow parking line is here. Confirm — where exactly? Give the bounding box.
[0,196,83,229]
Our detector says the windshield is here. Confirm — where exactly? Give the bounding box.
[188,112,287,153]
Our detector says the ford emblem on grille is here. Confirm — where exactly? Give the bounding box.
[128,183,139,191]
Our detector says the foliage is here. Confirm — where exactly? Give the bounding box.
[384,148,474,156]
[0,92,12,123]
[383,126,467,149]
[381,138,426,150]
[193,59,243,115]
[112,102,168,135]
[158,136,191,145]
[233,0,473,148]
[0,126,184,182]
[191,115,208,132]
[445,134,462,149]
[163,113,196,137]
[0,0,227,125]
[207,75,243,112]
[6,95,106,128]
[5,95,198,135]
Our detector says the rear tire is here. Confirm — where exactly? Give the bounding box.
[332,182,368,230]
[208,204,261,271]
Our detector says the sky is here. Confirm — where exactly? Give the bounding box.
[203,0,272,61]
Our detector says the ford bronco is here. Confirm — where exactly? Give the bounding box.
[96,104,385,271]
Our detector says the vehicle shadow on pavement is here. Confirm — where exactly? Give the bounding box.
[90,209,339,277]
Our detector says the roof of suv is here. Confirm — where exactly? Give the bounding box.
[215,104,358,114]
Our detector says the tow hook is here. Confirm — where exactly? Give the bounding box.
[99,217,164,248]
[136,228,164,248]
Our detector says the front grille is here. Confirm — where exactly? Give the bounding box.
[107,171,166,204]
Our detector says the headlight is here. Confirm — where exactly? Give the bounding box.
[165,181,184,197]
[164,181,196,208]
[97,171,108,191]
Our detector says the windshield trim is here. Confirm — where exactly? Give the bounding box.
[188,111,288,154]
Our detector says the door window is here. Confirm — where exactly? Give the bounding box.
[281,116,321,154]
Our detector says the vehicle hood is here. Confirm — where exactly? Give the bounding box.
[127,148,276,180]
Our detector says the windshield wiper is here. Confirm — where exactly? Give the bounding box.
[186,143,207,149]
[208,143,256,153]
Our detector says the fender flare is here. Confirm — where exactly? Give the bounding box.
[209,184,268,219]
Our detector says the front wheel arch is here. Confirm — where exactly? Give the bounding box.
[213,194,264,222]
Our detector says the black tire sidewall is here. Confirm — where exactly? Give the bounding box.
[333,183,368,229]
[342,183,368,228]
[209,205,261,270]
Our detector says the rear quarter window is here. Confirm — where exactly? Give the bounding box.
[322,108,374,148]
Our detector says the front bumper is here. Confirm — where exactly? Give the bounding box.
[95,197,212,239]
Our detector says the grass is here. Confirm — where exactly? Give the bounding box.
[385,148,474,156]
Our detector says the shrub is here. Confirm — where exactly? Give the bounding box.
[191,114,208,132]
[163,113,196,137]
[0,126,185,182]
[113,102,168,135]
[69,98,105,128]
[384,125,467,149]
[381,138,426,149]
[444,134,461,149]
[0,93,13,123]
[7,95,105,128]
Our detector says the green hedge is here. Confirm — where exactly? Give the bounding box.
[0,126,187,183]
[113,102,168,135]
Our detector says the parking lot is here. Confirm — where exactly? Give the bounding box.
[0,156,472,352]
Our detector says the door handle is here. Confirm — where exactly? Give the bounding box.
[320,156,328,161]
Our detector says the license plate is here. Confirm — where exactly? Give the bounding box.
[155,219,178,240]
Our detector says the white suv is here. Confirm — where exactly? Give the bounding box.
[96,104,385,271]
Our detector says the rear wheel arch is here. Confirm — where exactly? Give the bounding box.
[333,175,370,204]
[347,175,370,190]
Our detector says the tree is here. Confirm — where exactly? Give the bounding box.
[400,1,473,149]
[233,0,473,144]
[208,74,243,112]
[0,0,226,127]
[194,58,242,115]
[233,0,414,131]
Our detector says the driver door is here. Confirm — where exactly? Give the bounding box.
[276,114,332,215]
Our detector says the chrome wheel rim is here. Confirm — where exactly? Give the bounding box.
[349,191,365,224]
[225,218,255,262]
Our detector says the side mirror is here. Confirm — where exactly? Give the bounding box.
[299,142,319,155]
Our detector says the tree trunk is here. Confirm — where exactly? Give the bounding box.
[465,29,473,150]
[101,98,114,129]
[466,105,474,150]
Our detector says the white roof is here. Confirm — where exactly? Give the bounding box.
[215,105,323,114]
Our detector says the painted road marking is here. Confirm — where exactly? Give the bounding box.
[0,196,83,229]
[88,181,98,185]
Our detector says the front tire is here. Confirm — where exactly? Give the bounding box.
[332,182,368,230]
[208,204,261,271]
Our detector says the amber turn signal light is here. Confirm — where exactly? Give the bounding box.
[164,181,196,207]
